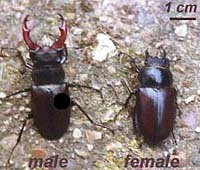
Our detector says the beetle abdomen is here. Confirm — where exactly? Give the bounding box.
[136,87,176,144]
[31,84,70,140]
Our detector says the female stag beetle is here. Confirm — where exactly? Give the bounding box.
[5,14,113,166]
[122,49,177,145]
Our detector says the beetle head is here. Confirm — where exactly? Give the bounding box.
[144,49,170,68]
[22,13,67,65]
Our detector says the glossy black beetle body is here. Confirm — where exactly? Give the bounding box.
[125,50,176,144]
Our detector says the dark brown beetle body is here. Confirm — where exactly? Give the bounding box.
[136,87,176,144]
[31,84,70,139]
[30,48,70,139]
[22,14,70,140]
[5,14,113,167]
[6,14,112,144]
[127,50,176,144]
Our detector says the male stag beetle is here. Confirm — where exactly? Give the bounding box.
[5,14,113,166]
[122,49,177,145]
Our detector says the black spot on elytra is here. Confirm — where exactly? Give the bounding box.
[54,93,70,109]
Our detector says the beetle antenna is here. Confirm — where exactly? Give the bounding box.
[145,49,150,65]
[67,83,104,101]
[6,114,32,169]
[160,48,167,58]
[145,49,150,59]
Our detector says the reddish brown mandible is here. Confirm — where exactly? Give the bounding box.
[22,13,67,50]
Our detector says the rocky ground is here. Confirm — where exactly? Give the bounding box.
[0,0,200,170]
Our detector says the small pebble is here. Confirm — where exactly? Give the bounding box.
[184,95,196,104]
[106,141,123,151]
[19,106,25,111]
[86,144,94,151]
[25,107,31,112]
[194,127,200,133]
[35,140,39,145]
[59,138,64,143]
[6,160,14,165]
[72,27,83,35]
[13,114,19,119]
[85,130,102,143]
[180,113,196,128]
[3,120,10,125]
[163,151,169,157]
[30,129,36,136]
[14,11,21,19]
[0,92,6,99]
[107,66,116,74]
[73,128,82,139]
[92,33,116,62]
[175,24,187,37]
[80,74,88,81]
[15,94,22,99]
[74,149,89,159]
[173,64,185,72]
[197,89,200,95]
[101,109,116,123]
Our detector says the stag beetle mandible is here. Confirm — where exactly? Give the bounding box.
[5,14,113,167]
[122,49,177,145]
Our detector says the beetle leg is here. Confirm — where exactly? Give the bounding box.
[59,43,68,64]
[67,83,104,101]
[0,47,9,58]
[130,58,140,73]
[5,87,30,98]
[160,48,167,59]
[0,47,33,71]
[171,131,177,145]
[133,105,137,133]
[113,90,137,122]
[71,100,114,134]
[124,91,137,109]
[64,43,68,58]
[118,52,141,73]
[16,50,33,71]
[6,113,33,168]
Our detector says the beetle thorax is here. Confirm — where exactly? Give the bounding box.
[138,67,173,87]
[30,47,65,66]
